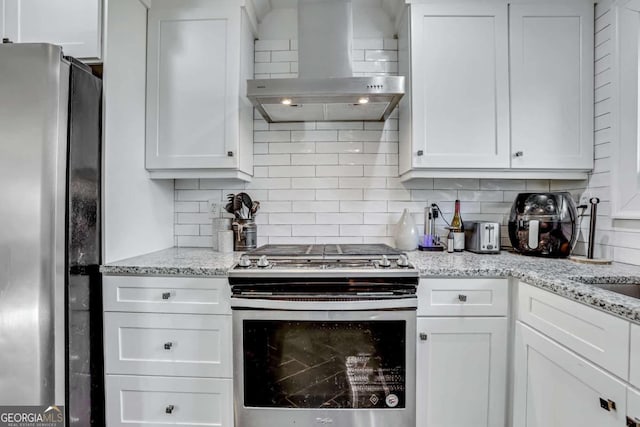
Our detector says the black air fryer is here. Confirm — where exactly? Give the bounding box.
[508,192,578,258]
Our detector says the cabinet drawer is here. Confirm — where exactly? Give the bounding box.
[418,278,509,316]
[103,276,231,314]
[104,312,232,378]
[518,282,630,379]
[105,375,232,427]
[631,324,640,388]
[629,387,640,427]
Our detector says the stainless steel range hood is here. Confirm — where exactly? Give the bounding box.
[247,0,405,123]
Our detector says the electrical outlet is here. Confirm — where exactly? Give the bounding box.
[209,200,220,218]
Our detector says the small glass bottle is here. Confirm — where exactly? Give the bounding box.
[447,230,454,253]
[451,199,465,252]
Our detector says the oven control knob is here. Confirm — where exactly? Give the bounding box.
[238,255,252,268]
[257,255,270,268]
[397,254,409,267]
[379,255,391,268]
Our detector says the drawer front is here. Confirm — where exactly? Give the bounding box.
[105,375,232,427]
[104,312,232,378]
[629,387,640,427]
[518,282,630,379]
[418,278,509,316]
[631,324,640,388]
[103,276,231,314]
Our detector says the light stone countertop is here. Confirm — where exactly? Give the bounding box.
[101,247,640,324]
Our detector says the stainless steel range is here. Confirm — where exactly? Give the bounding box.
[229,244,418,427]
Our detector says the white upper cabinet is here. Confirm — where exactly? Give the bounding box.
[145,1,254,180]
[2,0,102,61]
[408,4,510,170]
[399,1,594,180]
[510,3,594,170]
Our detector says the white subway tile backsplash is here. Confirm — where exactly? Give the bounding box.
[254,62,291,74]
[292,225,339,236]
[291,153,339,165]
[269,189,315,201]
[172,37,577,255]
[316,213,363,224]
[317,165,364,177]
[254,51,271,62]
[269,142,315,154]
[316,189,363,201]
[291,130,338,142]
[316,141,363,154]
[269,166,316,177]
[254,154,291,166]
[291,177,339,189]
[293,201,340,212]
[254,131,291,143]
[269,213,316,225]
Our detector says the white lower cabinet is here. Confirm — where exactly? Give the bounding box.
[513,321,627,427]
[105,375,233,427]
[631,324,640,388]
[103,275,233,427]
[629,387,640,427]
[416,317,508,427]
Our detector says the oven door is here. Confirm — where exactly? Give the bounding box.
[232,301,416,427]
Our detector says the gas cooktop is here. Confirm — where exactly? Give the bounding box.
[244,243,404,259]
[229,244,417,279]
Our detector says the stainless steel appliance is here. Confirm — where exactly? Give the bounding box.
[464,221,501,254]
[246,0,405,122]
[0,44,103,425]
[508,192,578,258]
[229,244,418,427]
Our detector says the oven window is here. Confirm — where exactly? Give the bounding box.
[242,320,406,409]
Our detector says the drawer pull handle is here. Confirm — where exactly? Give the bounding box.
[627,416,640,427]
[419,332,428,341]
[162,292,171,300]
[600,398,616,412]
[164,342,173,350]
[458,294,467,302]
[165,405,175,414]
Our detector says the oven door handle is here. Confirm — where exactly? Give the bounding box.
[230,296,417,311]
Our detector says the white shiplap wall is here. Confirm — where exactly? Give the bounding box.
[555,2,640,265]
[173,37,554,249]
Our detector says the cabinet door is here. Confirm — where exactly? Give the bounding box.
[510,3,594,170]
[513,322,627,427]
[416,317,507,427]
[410,4,510,169]
[146,5,239,171]
[3,0,101,60]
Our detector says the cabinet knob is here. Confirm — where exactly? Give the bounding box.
[458,294,468,302]
[419,332,428,341]
[627,416,640,427]
[514,151,524,157]
[162,292,171,300]
[417,150,424,156]
[227,151,234,157]
[600,397,616,412]
[165,405,175,414]
[164,342,173,350]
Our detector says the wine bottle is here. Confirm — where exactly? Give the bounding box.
[451,199,465,252]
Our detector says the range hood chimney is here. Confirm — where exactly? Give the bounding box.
[247,0,404,123]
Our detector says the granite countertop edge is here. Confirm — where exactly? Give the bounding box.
[101,248,640,324]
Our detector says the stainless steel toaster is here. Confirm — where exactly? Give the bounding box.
[464,221,501,254]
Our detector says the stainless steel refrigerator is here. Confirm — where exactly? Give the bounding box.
[0,43,104,426]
